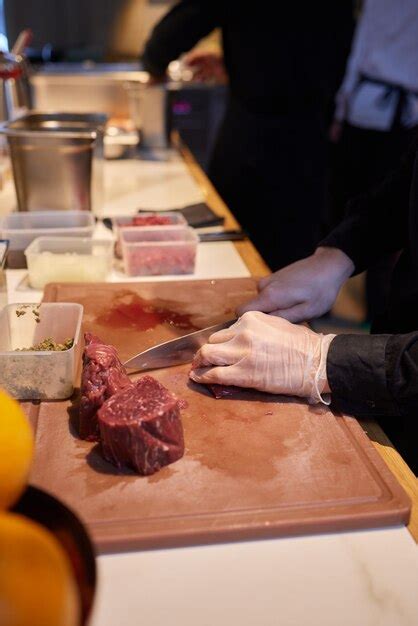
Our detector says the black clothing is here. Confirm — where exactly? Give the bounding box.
[142,0,354,269]
[322,137,418,473]
[323,136,418,333]
[328,122,418,318]
[328,333,418,474]
[208,98,327,269]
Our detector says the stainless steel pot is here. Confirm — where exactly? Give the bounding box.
[0,112,106,212]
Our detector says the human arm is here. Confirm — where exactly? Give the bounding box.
[328,332,418,419]
[239,140,416,322]
[189,312,418,422]
[141,1,222,77]
[321,140,415,273]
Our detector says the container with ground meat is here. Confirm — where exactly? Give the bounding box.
[111,212,188,258]
[120,226,198,276]
[0,302,83,399]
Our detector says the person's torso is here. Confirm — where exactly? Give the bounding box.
[218,1,353,115]
[354,0,418,93]
[376,148,418,333]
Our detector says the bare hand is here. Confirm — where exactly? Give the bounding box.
[184,51,228,83]
[237,247,354,323]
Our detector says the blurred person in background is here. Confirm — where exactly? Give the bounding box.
[328,0,418,321]
[142,1,354,271]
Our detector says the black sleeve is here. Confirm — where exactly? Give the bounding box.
[327,332,418,418]
[321,142,417,273]
[141,1,222,77]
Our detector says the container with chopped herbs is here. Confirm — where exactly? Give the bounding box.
[15,338,74,352]
[0,302,83,400]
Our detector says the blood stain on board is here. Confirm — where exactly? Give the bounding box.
[95,292,198,332]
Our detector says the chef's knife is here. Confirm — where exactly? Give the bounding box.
[123,318,236,371]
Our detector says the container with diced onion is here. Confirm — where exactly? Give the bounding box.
[24,237,114,289]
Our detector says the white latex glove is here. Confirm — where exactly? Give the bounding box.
[190,311,336,404]
[237,247,354,323]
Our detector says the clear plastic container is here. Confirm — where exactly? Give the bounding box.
[0,302,83,400]
[112,212,188,258]
[112,212,187,232]
[25,237,114,289]
[121,226,198,276]
[0,211,95,269]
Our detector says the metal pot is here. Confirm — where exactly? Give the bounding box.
[0,112,106,212]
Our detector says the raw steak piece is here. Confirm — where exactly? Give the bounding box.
[208,384,242,399]
[98,375,184,475]
[79,333,133,441]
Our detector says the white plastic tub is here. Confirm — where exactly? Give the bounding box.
[121,226,198,276]
[0,210,95,269]
[0,302,83,400]
[25,237,114,289]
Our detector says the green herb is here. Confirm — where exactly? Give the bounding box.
[15,304,41,322]
[14,337,74,352]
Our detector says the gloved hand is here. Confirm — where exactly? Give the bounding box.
[237,247,354,323]
[190,311,336,404]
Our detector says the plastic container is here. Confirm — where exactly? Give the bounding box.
[0,302,83,400]
[0,210,95,268]
[112,212,188,258]
[25,237,114,289]
[121,226,198,276]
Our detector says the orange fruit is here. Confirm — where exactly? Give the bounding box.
[0,512,80,626]
[0,389,34,509]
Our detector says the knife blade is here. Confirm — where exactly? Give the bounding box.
[123,318,237,371]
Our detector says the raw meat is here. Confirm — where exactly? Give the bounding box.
[130,215,174,226]
[79,333,133,441]
[208,384,242,399]
[123,241,197,276]
[98,375,184,475]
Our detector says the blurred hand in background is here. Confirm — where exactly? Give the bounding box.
[184,51,228,83]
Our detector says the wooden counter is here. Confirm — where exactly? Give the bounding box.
[179,140,418,543]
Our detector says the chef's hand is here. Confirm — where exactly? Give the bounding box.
[237,247,354,323]
[190,311,335,404]
[184,51,228,83]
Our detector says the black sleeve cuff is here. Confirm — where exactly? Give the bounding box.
[320,217,370,275]
[327,333,401,417]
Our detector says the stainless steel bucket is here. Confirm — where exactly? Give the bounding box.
[0,112,106,212]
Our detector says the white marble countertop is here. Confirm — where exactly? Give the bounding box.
[1,154,417,626]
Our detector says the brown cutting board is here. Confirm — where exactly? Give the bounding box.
[27,278,411,553]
